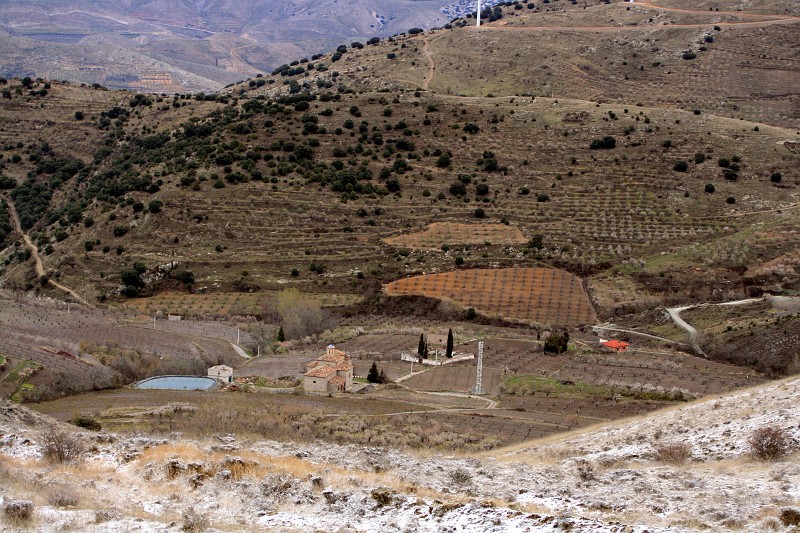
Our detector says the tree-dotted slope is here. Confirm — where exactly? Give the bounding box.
[383,222,528,250]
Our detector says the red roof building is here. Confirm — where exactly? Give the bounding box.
[601,339,630,352]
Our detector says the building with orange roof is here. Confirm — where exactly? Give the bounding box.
[600,339,630,353]
[303,344,354,394]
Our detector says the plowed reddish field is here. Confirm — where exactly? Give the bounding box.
[384,267,596,325]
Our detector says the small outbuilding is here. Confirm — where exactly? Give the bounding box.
[208,364,234,383]
[600,339,630,353]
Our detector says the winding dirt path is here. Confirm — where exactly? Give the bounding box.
[666,305,706,358]
[229,42,258,75]
[3,196,92,307]
[665,298,765,358]
[421,38,435,90]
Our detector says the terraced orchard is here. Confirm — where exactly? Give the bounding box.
[384,267,595,326]
[383,222,528,250]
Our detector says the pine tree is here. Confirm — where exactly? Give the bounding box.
[277,326,285,342]
[367,362,380,383]
[446,328,454,358]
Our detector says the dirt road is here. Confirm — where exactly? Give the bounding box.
[3,195,92,307]
[421,38,435,90]
[468,0,800,33]
[665,297,766,358]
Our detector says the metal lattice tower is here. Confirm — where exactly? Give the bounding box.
[473,341,484,394]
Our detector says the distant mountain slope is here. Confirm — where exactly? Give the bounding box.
[0,0,468,92]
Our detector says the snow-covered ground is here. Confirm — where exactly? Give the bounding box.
[1,376,798,531]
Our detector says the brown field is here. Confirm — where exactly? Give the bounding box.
[403,364,503,394]
[121,290,361,318]
[383,222,528,250]
[384,267,596,326]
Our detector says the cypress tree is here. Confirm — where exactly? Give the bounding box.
[417,333,427,359]
[277,326,285,342]
[367,362,380,383]
[446,328,454,358]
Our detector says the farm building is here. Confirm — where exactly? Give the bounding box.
[601,339,630,353]
[303,345,353,394]
[208,365,234,383]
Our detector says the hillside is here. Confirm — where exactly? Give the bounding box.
[0,0,798,386]
[0,373,797,531]
[0,0,472,92]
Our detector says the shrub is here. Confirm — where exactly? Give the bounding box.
[40,427,85,463]
[450,469,472,484]
[3,500,33,525]
[455,256,465,265]
[770,172,782,183]
[48,489,80,507]
[726,196,736,204]
[474,208,485,218]
[780,509,800,527]
[71,416,101,431]
[589,136,616,149]
[449,182,467,196]
[654,441,692,464]
[463,123,480,134]
[673,160,688,172]
[722,169,738,181]
[704,183,715,194]
[113,225,129,237]
[181,508,208,533]
[682,51,697,60]
[466,307,477,320]
[748,425,794,460]
[408,27,424,35]
[544,331,569,354]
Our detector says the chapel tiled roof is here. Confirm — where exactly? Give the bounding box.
[304,365,337,378]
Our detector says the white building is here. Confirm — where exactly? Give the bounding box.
[208,365,233,383]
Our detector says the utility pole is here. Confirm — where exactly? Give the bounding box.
[476,0,482,27]
[153,314,156,330]
[473,341,484,394]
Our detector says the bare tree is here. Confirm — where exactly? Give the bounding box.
[276,289,336,340]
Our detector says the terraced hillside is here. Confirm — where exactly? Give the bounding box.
[0,2,797,367]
